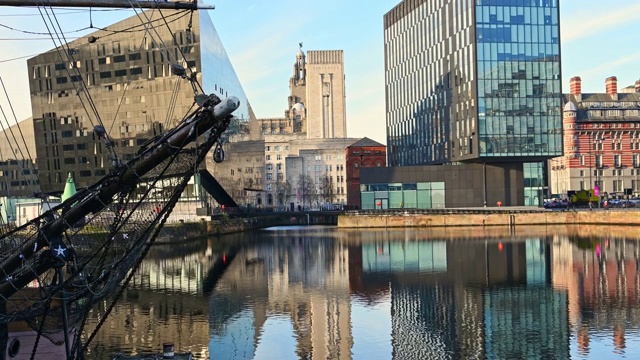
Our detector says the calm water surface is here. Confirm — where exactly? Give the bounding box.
[83,226,640,359]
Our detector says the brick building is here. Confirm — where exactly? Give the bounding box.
[550,76,640,198]
[346,138,386,209]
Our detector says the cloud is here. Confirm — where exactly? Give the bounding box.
[579,51,640,78]
[562,3,640,43]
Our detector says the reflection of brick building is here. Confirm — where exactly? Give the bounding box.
[552,236,640,357]
[345,138,386,209]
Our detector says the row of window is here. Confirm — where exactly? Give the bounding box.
[574,169,640,177]
[578,180,637,193]
[574,153,640,168]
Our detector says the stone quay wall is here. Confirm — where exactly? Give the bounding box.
[338,210,640,228]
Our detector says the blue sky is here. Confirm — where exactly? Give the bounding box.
[1,0,640,144]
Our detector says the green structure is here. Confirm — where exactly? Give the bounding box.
[61,172,77,203]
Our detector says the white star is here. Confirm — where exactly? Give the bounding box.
[55,245,66,257]
[123,233,129,239]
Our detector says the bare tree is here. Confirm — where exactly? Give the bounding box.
[297,174,316,209]
[319,175,335,205]
[276,180,293,207]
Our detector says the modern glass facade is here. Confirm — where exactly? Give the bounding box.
[382,0,562,207]
[26,10,251,193]
[198,12,251,121]
[477,0,562,159]
[523,161,545,206]
[360,181,445,209]
[384,0,562,166]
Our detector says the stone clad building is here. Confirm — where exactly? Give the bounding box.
[212,45,369,209]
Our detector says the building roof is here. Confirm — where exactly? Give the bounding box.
[349,137,386,148]
[563,102,578,112]
[563,93,640,122]
[564,93,640,104]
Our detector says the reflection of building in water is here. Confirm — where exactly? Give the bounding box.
[552,235,640,356]
[210,236,352,359]
[349,237,569,359]
[84,244,215,357]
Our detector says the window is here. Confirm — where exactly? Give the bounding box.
[99,71,112,79]
[56,77,67,84]
[114,69,127,77]
[61,130,73,138]
[614,154,622,168]
[128,53,141,61]
[634,154,640,167]
[54,63,65,70]
[613,180,623,192]
[113,55,126,63]
[579,155,585,166]
[266,155,271,160]
[130,67,142,75]
[64,157,76,164]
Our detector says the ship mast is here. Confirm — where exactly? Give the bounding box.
[0,0,214,9]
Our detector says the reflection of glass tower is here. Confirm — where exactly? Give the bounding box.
[483,287,569,359]
[384,0,562,205]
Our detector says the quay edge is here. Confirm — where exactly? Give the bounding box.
[337,209,640,228]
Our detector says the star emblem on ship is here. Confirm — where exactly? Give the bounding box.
[55,245,66,257]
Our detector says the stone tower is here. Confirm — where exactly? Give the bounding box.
[305,50,346,139]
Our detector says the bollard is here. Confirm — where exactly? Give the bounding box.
[163,343,174,359]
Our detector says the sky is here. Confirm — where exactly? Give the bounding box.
[1,0,640,145]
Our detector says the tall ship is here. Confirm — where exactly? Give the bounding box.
[0,1,244,358]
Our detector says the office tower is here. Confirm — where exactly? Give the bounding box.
[381,0,561,206]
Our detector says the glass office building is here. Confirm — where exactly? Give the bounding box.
[383,0,562,206]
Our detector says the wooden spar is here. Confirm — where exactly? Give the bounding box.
[0,0,214,9]
[0,96,239,299]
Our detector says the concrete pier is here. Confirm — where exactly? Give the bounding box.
[338,208,639,228]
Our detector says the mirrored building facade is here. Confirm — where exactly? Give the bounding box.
[380,0,562,206]
[26,9,251,194]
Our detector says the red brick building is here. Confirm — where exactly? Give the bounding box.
[346,138,386,209]
[550,76,640,198]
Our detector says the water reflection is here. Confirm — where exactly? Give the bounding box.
[84,226,640,359]
[83,235,243,359]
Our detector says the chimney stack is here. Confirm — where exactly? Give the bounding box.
[606,76,618,96]
[569,76,582,95]
[635,80,640,93]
